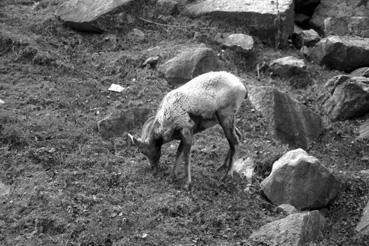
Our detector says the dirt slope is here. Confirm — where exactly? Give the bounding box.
[0,1,369,245]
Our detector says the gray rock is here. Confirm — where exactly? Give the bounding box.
[261,148,340,210]
[56,0,135,32]
[158,45,221,85]
[218,33,254,53]
[323,75,369,120]
[157,0,178,15]
[356,200,369,235]
[276,204,298,215]
[309,35,369,72]
[292,28,321,49]
[269,56,307,77]
[249,210,326,246]
[248,87,323,148]
[98,107,152,139]
[324,16,369,38]
[351,67,369,78]
[310,0,369,34]
[183,0,294,47]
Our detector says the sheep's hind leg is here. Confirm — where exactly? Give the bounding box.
[216,113,240,182]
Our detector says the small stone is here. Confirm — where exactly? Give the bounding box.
[142,56,160,68]
[128,28,145,41]
[269,56,307,77]
[276,204,298,215]
[220,33,254,53]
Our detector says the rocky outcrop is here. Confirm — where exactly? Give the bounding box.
[248,87,323,148]
[249,210,326,246]
[56,0,136,32]
[323,75,369,121]
[183,0,294,47]
[310,0,369,34]
[158,45,221,85]
[356,200,369,235]
[98,107,152,139]
[261,149,340,210]
[309,36,369,72]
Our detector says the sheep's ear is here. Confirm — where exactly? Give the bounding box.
[128,133,142,147]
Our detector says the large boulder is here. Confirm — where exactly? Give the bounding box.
[323,75,369,121]
[310,0,369,34]
[183,0,294,47]
[56,0,136,32]
[356,200,369,235]
[324,16,369,38]
[248,86,323,148]
[249,210,326,246]
[309,35,369,72]
[97,107,152,139]
[261,149,340,210]
[158,45,221,85]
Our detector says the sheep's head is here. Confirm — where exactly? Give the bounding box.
[128,133,162,168]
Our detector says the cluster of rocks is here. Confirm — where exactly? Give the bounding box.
[250,148,340,245]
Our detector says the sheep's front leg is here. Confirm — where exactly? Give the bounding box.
[172,140,184,181]
[181,128,193,190]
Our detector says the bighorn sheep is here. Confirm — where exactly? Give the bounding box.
[129,71,247,189]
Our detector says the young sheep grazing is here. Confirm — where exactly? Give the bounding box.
[129,71,247,189]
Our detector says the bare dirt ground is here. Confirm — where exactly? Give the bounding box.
[1,1,369,245]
